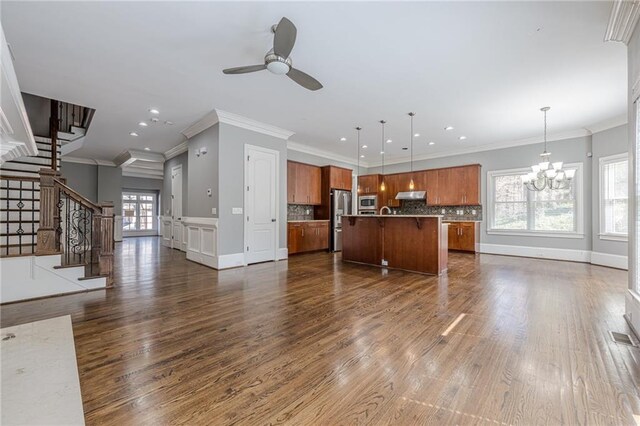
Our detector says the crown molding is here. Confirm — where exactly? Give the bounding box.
[122,165,163,179]
[181,109,294,141]
[164,140,188,160]
[585,114,628,134]
[215,109,294,140]
[122,169,164,180]
[181,111,218,139]
[61,156,116,167]
[605,0,640,44]
[287,141,362,167]
[114,149,164,168]
[365,129,591,168]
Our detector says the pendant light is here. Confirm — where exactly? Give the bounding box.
[379,120,386,192]
[408,112,416,190]
[356,126,362,193]
[522,107,574,191]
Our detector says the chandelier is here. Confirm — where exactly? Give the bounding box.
[522,107,575,191]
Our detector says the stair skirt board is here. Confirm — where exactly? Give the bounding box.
[0,255,107,304]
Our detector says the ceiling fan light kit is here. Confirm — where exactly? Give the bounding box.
[223,17,323,91]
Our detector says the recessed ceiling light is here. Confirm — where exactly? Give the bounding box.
[149,108,159,114]
[459,136,467,140]
[429,141,435,145]
[380,151,385,155]
[414,133,420,137]
[144,147,151,151]
[360,154,365,158]
[138,121,148,127]
[340,137,347,141]
[129,132,138,137]
[386,139,392,143]
[445,126,454,131]
[362,145,367,149]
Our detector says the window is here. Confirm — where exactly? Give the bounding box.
[122,192,157,236]
[488,163,583,237]
[599,153,628,240]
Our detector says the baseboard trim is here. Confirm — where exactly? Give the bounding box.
[215,253,245,269]
[478,244,628,270]
[625,290,640,340]
[590,252,628,270]
[478,243,590,263]
[277,248,288,260]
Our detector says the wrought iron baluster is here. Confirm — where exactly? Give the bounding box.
[5,180,8,256]
[32,181,35,253]
[17,180,24,254]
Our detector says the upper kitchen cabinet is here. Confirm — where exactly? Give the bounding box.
[381,174,401,207]
[323,165,352,191]
[287,161,321,205]
[358,174,380,194]
[433,165,481,206]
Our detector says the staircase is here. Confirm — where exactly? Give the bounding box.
[0,98,112,304]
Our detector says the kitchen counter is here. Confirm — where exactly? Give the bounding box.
[443,219,483,223]
[343,214,444,218]
[287,219,330,223]
[341,215,448,275]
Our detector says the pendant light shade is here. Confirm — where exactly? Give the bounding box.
[408,112,415,190]
[380,120,386,192]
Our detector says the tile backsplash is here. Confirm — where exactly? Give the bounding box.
[288,204,314,221]
[392,200,483,221]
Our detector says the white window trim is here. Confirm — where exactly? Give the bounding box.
[122,191,158,237]
[487,163,584,238]
[599,152,629,242]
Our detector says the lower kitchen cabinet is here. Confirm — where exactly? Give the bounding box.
[447,222,479,252]
[288,221,329,254]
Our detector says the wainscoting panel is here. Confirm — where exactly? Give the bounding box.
[183,217,218,269]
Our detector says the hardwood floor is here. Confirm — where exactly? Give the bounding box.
[1,237,639,425]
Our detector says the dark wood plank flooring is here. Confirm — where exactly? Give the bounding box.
[1,237,639,425]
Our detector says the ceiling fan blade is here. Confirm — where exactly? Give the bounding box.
[273,17,297,58]
[223,64,266,74]
[287,68,323,91]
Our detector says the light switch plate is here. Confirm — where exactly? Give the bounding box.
[232,207,243,215]
[211,208,216,215]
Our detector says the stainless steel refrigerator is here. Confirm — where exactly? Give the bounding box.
[331,189,352,252]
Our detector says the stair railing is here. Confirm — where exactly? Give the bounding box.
[36,168,114,285]
[0,174,40,256]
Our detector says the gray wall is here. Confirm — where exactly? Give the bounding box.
[97,165,123,212]
[60,162,98,202]
[162,151,189,216]
[628,25,639,300]
[368,135,593,251]
[187,125,219,218]
[22,92,50,137]
[287,149,361,172]
[218,123,287,255]
[592,124,628,257]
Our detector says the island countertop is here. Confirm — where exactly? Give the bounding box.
[341,215,448,275]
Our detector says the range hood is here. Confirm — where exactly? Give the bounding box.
[395,191,426,200]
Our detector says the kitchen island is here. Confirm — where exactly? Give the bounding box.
[341,215,448,275]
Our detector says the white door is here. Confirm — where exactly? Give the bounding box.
[171,165,183,250]
[245,145,278,264]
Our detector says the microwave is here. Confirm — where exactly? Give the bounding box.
[358,195,377,211]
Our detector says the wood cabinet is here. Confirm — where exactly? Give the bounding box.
[358,174,380,194]
[287,161,321,205]
[419,165,480,206]
[447,222,478,252]
[323,166,352,191]
[288,222,329,254]
[381,174,401,207]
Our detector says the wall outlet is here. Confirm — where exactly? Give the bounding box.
[441,209,446,214]
[211,207,216,215]
[471,209,476,215]
[232,207,243,215]
[381,259,388,266]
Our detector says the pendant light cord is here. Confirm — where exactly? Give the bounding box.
[356,126,361,179]
[409,112,415,173]
[380,120,386,175]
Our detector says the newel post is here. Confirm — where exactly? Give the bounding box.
[98,202,115,286]
[36,168,60,255]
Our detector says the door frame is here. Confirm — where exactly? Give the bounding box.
[243,144,280,264]
[170,164,183,250]
[171,164,183,220]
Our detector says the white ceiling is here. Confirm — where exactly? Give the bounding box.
[2,1,627,166]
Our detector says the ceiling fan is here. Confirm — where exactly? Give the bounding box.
[223,17,323,91]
